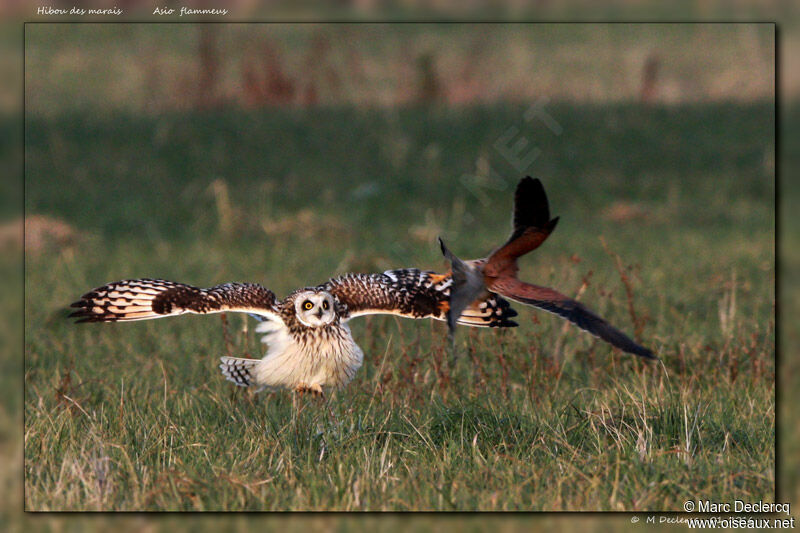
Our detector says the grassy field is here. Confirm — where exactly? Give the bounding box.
[23,102,774,511]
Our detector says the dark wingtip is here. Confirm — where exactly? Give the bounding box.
[518,175,544,193]
[68,309,94,323]
[510,176,554,240]
[67,303,89,316]
[68,310,91,323]
[516,177,546,208]
[637,347,658,360]
[68,304,98,323]
[624,341,657,360]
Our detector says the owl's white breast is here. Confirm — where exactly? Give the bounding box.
[252,318,364,390]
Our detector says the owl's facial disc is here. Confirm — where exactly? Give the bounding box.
[295,290,336,327]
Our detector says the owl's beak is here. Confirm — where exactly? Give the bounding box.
[315,308,324,319]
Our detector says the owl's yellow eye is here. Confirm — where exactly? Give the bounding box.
[322,300,329,310]
[303,301,313,310]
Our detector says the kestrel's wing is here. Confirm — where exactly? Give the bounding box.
[69,278,281,323]
[485,176,560,278]
[489,277,656,359]
[323,270,517,328]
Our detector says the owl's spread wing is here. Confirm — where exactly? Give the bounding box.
[323,270,518,328]
[69,278,281,323]
[489,277,655,359]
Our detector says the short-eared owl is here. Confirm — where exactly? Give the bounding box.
[439,176,655,359]
[69,269,517,396]
[70,176,654,398]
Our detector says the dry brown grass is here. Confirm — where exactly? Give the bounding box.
[0,215,81,256]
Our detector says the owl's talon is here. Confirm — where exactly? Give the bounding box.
[295,383,325,399]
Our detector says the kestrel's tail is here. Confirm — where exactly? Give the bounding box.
[219,356,260,387]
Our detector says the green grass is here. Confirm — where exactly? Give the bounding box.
[24,103,774,510]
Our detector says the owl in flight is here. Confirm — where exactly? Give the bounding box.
[69,176,653,397]
[69,270,517,397]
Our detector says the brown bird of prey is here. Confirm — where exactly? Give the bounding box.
[439,177,655,359]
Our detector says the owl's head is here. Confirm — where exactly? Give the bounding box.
[293,289,337,327]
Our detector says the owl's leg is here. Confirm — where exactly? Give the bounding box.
[220,313,234,358]
[294,384,338,427]
[292,384,312,417]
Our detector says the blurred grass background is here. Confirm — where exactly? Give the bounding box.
[0,0,788,530]
[25,23,773,111]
